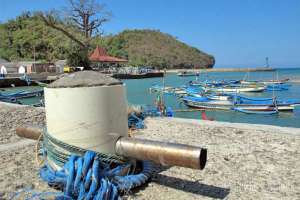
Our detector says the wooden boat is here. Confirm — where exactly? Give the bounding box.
[177,71,198,77]
[266,84,289,91]
[241,77,289,85]
[260,78,289,85]
[0,96,19,103]
[232,107,278,115]
[182,95,296,111]
[149,85,174,94]
[207,93,232,101]
[182,96,232,110]
[113,72,164,79]
[0,89,44,99]
[204,85,266,93]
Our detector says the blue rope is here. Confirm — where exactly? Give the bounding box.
[39,151,155,200]
[128,112,145,129]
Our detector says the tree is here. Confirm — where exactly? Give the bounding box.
[37,0,111,69]
[66,45,90,67]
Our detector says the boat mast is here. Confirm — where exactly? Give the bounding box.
[161,68,166,113]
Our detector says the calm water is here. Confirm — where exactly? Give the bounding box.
[2,68,300,128]
[124,68,300,128]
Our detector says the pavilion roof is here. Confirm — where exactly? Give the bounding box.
[89,46,127,63]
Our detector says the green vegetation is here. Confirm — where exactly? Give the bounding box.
[0,13,215,69]
[0,12,70,62]
[105,30,215,69]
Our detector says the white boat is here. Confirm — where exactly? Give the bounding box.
[205,85,266,93]
[182,96,295,111]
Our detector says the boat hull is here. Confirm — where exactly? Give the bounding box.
[183,99,295,111]
[207,86,266,93]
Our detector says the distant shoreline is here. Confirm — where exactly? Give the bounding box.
[166,67,274,73]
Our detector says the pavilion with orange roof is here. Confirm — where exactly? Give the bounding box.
[89,46,127,69]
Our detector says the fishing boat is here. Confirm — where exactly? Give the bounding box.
[182,95,297,111]
[232,107,278,115]
[182,96,232,110]
[0,96,21,104]
[177,71,199,77]
[189,80,203,86]
[203,84,266,93]
[260,78,289,85]
[207,93,232,100]
[173,88,187,96]
[0,89,44,99]
[266,84,289,91]
[149,85,174,94]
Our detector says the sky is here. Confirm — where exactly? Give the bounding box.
[1,0,300,68]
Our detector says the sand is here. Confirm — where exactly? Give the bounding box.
[0,102,299,199]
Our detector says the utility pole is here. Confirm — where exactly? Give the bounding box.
[33,45,36,73]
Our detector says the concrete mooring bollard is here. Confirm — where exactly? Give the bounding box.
[17,71,207,170]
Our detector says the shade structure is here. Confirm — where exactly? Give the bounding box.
[89,46,128,63]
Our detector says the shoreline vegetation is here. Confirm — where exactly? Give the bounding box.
[0,102,299,199]
[0,13,214,69]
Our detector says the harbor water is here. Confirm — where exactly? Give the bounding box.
[124,68,300,128]
[1,68,300,128]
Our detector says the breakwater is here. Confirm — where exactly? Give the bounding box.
[167,67,274,73]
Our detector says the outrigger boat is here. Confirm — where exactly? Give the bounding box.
[241,79,290,85]
[266,84,290,91]
[260,78,289,85]
[203,84,266,93]
[182,95,298,111]
[232,107,278,115]
[0,89,44,99]
[150,85,188,96]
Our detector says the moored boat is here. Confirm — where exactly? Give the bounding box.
[177,71,199,77]
[204,85,266,93]
[232,107,278,115]
[0,89,44,99]
[182,95,297,111]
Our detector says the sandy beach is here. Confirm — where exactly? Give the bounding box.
[0,102,299,199]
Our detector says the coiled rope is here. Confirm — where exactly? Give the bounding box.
[39,151,155,200]
[42,130,126,167]
[37,129,155,200]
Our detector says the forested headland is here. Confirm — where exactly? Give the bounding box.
[0,12,214,69]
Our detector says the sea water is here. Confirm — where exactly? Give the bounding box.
[2,68,300,128]
[124,68,300,128]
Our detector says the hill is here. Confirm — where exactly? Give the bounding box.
[0,13,70,62]
[0,14,215,69]
[105,30,215,69]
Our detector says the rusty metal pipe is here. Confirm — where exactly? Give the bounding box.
[16,126,207,170]
[115,137,207,170]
